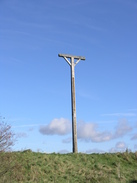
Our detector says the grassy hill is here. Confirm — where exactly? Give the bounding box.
[0,150,137,183]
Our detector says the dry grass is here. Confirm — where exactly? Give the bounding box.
[0,150,137,183]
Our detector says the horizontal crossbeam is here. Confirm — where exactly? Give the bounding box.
[58,54,85,61]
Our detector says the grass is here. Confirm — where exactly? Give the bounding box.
[0,150,137,183]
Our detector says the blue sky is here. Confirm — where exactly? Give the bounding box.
[0,0,137,153]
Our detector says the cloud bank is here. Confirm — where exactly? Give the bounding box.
[39,118,132,143]
[77,121,113,142]
[77,119,132,142]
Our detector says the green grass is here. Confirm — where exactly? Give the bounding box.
[0,150,137,183]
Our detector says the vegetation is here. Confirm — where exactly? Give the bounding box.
[0,150,137,183]
[0,118,17,181]
[0,118,137,182]
[0,120,15,152]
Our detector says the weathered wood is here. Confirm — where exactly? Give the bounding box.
[58,54,85,153]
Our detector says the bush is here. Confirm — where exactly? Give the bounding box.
[0,117,16,181]
[0,118,15,152]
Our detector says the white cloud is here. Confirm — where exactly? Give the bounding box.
[116,142,126,149]
[109,141,126,153]
[39,118,132,144]
[113,119,132,138]
[77,119,132,142]
[39,118,71,135]
[77,121,113,142]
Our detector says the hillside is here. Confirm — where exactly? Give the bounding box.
[0,150,137,183]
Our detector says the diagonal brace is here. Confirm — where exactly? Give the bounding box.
[64,57,71,66]
[75,58,81,66]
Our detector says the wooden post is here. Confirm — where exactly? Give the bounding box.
[58,54,85,153]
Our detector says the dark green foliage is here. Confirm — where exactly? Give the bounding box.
[0,151,137,182]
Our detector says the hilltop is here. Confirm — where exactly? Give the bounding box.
[0,150,137,183]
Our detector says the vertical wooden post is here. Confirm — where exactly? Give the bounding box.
[71,57,78,153]
[58,54,85,153]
